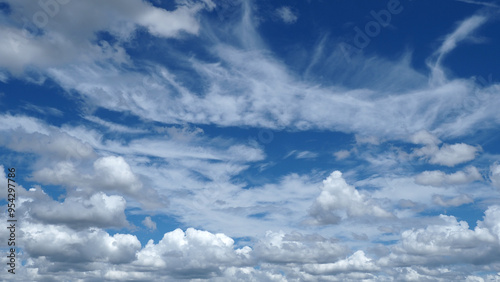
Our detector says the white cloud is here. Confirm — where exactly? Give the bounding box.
[456,0,500,8]
[410,130,441,146]
[0,0,214,74]
[382,206,500,266]
[222,266,286,281]
[1,3,500,281]
[84,115,147,134]
[253,231,348,264]
[296,150,318,159]
[303,250,379,274]
[285,150,318,159]
[355,135,380,145]
[0,114,50,134]
[430,14,488,84]
[415,166,482,186]
[430,143,480,166]
[436,15,487,59]
[105,136,265,163]
[432,194,474,207]
[46,44,500,142]
[490,162,500,188]
[1,2,499,144]
[94,156,143,194]
[369,174,480,210]
[414,140,480,167]
[309,171,392,224]
[142,216,157,231]
[22,223,141,264]
[29,192,129,229]
[0,71,7,83]
[133,228,252,278]
[170,172,320,238]
[32,156,146,197]
[334,150,351,160]
[276,6,298,24]
[23,104,64,117]
[0,115,96,166]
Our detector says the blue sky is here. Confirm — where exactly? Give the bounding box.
[1,0,500,280]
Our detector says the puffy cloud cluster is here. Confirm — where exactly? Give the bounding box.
[383,205,500,266]
[22,223,141,265]
[309,171,392,224]
[133,228,252,279]
[93,156,143,194]
[4,192,500,281]
[31,156,152,202]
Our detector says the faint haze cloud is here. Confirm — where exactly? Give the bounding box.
[142,216,157,231]
[334,150,351,160]
[276,6,298,24]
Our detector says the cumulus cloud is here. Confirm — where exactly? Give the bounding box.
[412,132,481,167]
[94,156,143,194]
[133,228,252,278]
[429,143,480,166]
[29,192,129,229]
[22,223,141,264]
[415,166,482,186]
[29,154,164,209]
[32,156,144,196]
[276,6,298,24]
[382,206,500,266]
[309,171,392,224]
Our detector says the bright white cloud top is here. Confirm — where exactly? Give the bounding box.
[0,0,500,281]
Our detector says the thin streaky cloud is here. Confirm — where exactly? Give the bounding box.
[455,0,500,8]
